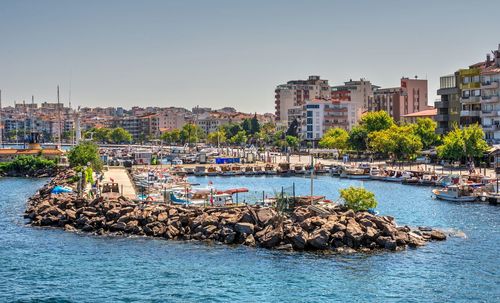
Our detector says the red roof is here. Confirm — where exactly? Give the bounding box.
[401,109,437,117]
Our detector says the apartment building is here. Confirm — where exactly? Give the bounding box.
[435,74,461,134]
[480,45,500,143]
[274,75,331,125]
[301,99,350,142]
[459,65,483,126]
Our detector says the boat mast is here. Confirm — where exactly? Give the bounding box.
[57,85,62,148]
[0,89,2,147]
[31,95,35,133]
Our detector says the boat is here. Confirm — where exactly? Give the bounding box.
[369,167,387,181]
[294,164,306,175]
[432,184,479,202]
[264,164,277,175]
[219,165,234,176]
[231,165,243,176]
[419,174,439,186]
[340,167,370,179]
[243,166,255,176]
[208,193,234,206]
[384,170,411,182]
[206,166,219,176]
[194,166,207,176]
[253,166,265,175]
[277,163,292,177]
[184,167,195,175]
[330,165,343,176]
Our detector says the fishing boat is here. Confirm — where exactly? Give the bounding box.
[184,167,195,175]
[264,164,277,175]
[231,164,243,176]
[432,184,478,202]
[369,167,386,181]
[340,167,370,179]
[194,166,207,176]
[384,170,411,182]
[253,166,265,175]
[243,166,255,176]
[330,165,343,176]
[206,166,219,176]
[419,174,439,186]
[219,165,234,176]
[277,163,293,177]
[294,164,306,175]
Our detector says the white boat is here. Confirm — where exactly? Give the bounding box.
[194,166,207,176]
[384,170,411,182]
[294,164,306,175]
[432,185,478,202]
[369,167,386,181]
[264,164,277,175]
[340,167,370,179]
[253,166,265,175]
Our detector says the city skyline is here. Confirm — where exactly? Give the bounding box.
[1,0,499,112]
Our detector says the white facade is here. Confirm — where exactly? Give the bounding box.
[481,45,500,143]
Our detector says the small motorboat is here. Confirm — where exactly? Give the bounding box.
[264,164,277,175]
[432,184,478,202]
[294,164,306,175]
[194,166,207,176]
[206,166,219,176]
[243,166,255,176]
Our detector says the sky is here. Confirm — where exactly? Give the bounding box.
[0,0,499,113]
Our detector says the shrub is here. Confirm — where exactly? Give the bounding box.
[68,141,103,171]
[0,155,56,174]
[339,186,377,212]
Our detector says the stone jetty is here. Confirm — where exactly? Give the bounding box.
[24,170,446,252]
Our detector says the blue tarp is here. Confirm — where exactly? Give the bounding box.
[215,157,240,164]
[51,186,73,194]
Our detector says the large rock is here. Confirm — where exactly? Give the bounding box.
[257,226,282,248]
[430,230,447,241]
[288,231,308,250]
[345,219,364,243]
[376,236,397,250]
[308,228,330,249]
[234,222,254,235]
[255,208,276,226]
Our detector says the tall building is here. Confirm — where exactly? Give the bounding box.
[301,99,350,143]
[331,79,376,128]
[435,73,461,134]
[459,65,483,126]
[274,75,330,125]
[480,44,500,143]
[369,77,429,122]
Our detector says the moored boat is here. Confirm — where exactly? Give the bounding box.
[194,166,207,176]
[432,184,479,202]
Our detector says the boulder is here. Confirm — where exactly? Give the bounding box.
[430,230,447,241]
[258,227,282,248]
[377,236,397,250]
[110,221,127,231]
[255,208,276,226]
[244,234,256,247]
[157,212,168,222]
[289,231,308,250]
[234,222,254,235]
[308,228,330,249]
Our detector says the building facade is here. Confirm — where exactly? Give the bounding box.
[435,73,461,134]
[480,45,500,143]
[274,75,331,125]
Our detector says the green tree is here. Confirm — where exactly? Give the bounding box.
[230,130,248,145]
[109,127,132,144]
[437,127,464,161]
[207,130,227,145]
[250,114,261,134]
[339,186,378,212]
[67,141,103,171]
[369,125,423,160]
[241,119,252,134]
[180,123,203,145]
[285,135,299,151]
[348,126,368,151]
[92,127,112,143]
[437,124,488,162]
[463,123,489,160]
[413,118,439,149]
[318,127,349,152]
[360,111,394,133]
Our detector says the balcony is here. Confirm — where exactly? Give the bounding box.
[481,95,499,103]
[461,96,481,103]
[481,81,499,90]
[434,101,449,108]
[460,82,481,90]
[460,110,481,117]
[435,114,449,122]
[482,124,500,131]
[480,110,500,117]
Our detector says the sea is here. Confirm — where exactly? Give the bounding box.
[0,176,499,302]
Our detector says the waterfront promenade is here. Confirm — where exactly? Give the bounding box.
[102,167,136,199]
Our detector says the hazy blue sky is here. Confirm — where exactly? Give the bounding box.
[1,0,498,113]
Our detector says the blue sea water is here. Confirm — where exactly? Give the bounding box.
[0,176,499,302]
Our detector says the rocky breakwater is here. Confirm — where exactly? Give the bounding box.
[25,172,447,253]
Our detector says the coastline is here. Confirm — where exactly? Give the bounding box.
[24,169,447,253]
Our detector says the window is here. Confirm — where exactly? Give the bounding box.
[307,111,313,117]
[307,125,313,131]
[307,118,313,124]
[462,90,470,98]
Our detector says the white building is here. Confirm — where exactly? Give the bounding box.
[274,75,331,125]
[481,45,500,143]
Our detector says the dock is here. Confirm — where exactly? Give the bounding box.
[102,167,136,199]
